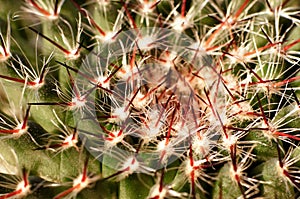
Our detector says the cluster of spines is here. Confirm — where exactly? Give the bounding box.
[0,0,299,198]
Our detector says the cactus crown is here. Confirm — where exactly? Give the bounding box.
[0,0,300,198]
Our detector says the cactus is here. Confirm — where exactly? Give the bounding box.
[0,0,300,198]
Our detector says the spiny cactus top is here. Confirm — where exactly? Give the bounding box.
[0,0,300,199]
